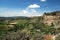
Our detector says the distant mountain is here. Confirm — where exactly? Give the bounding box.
[0,16,30,20]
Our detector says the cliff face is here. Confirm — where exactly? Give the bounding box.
[43,12,60,28]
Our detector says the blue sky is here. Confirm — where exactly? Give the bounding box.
[0,0,60,17]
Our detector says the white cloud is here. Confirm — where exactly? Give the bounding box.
[0,5,41,17]
[28,4,40,8]
[31,9,36,13]
[20,8,41,17]
[40,0,46,2]
[22,10,28,14]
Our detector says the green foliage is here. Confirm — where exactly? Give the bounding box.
[0,12,60,40]
[44,11,60,16]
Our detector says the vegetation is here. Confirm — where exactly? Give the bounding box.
[44,11,60,16]
[0,11,60,40]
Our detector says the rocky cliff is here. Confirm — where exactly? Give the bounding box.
[43,11,60,28]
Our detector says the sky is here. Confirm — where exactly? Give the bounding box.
[0,0,60,17]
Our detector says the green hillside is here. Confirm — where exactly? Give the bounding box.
[0,11,60,40]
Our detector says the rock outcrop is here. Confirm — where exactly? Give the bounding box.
[43,12,60,28]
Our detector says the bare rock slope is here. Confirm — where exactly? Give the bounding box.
[43,11,60,28]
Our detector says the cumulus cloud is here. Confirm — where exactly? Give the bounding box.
[28,4,40,8]
[31,9,36,13]
[40,0,46,2]
[0,4,41,17]
[20,4,40,17]
[20,8,41,17]
[22,10,28,14]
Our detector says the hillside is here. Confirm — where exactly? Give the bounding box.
[0,11,60,40]
[43,11,60,28]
